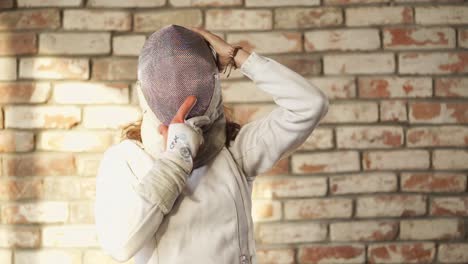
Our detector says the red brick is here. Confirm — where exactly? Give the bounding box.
[257,159,288,177]
[324,53,395,74]
[92,58,137,81]
[433,150,468,170]
[0,9,60,30]
[4,153,76,177]
[330,221,398,241]
[252,200,281,222]
[439,243,468,263]
[330,172,397,195]
[416,6,468,25]
[431,197,468,216]
[89,0,165,7]
[0,82,51,103]
[18,0,82,6]
[0,0,13,8]
[409,102,468,124]
[258,222,327,244]
[0,33,37,55]
[0,58,16,81]
[0,226,40,248]
[206,9,272,30]
[134,10,203,32]
[407,126,468,147]
[399,52,468,74]
[298,244,365,264]
[275,7,342,29]
[308,77,356,99]
[292,151,360,174]
[380,100,407,122]
[42,178,95,200]
[298,128,333,150]
[5,106,81,129]
[359,77,432,98]
[0,131,34,153]
[70,201,95,224]
[305,29,379,51]
[347,6,413,26]
[246,0,319,6]
[36,131,114,152]
[357,195,426,217]
[363,150,429,170]
[227,32,302,54]
[270,55,321,76]
[435,77,468,97]
[401,219,463,240]
[337,126,403,149]
[326,0,389,3]
[252,177,327,198]
[0,178,43,201]
[39,33,110,55]
[256,248,294,264]
[1,202,68,224]
[284,198,352,220]
[20,57,89,80]
[64,10,131,31]
[383,27,455,50]
[402,172,466,193]
[322,102,378,123]
[368,243,435,264]
[460,28,468,48]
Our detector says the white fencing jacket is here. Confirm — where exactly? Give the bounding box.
[95,52,329,264]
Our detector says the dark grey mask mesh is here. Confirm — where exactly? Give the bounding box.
[138,24,218,126]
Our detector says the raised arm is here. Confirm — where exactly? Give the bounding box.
[95,97,204,261]
[228,51,329,179]
[94,140,191,261]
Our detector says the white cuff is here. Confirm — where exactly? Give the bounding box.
[239,51,270,81]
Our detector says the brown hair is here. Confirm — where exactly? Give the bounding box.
[121,105,241,148]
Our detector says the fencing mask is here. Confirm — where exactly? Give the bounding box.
[136,24,227,169]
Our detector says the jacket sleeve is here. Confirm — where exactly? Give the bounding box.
[94,141,191,262]
[227,52,329,179]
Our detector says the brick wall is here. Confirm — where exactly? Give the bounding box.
[0,0,467,263]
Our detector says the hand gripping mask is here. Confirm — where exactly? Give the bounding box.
[137,24,227,169]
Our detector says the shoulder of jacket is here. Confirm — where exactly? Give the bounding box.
[103,139,141,160]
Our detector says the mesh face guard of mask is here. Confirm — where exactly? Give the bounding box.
[137,24,220,127]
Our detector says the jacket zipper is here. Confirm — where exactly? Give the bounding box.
[222,148,251,264]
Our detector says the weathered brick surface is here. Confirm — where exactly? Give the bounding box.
[0,9,60,30]
[0,33,37,55]
[363,150,430,170]
[383,27,455,50]
[206,9,272,30]
[401,172,466,192]
[1,1,467,262]
[0,58,17,81]
[227,32,302,54]
[346,6,413,26]
[20,57,89,80]
[275,7,342,29]
[0,82,50,103]
[324,53,395,74]
[368,243,435,264]
[305,29,380,51]
[330,172,397,195]
[134,10,202,32]
[39,33,111,55]
[330,221,398,241]
[298,244,365,264]
[358,77,432,98]
[64,10,131,31]
[399,52,468,74]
